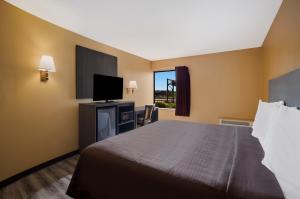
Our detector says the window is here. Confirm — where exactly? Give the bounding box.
[154,70,176,108]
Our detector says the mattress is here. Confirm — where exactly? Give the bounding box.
[67,120,284,199]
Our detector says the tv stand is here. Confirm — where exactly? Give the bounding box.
[79,101,135,149]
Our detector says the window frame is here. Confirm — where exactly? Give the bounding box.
[153,69,176,106]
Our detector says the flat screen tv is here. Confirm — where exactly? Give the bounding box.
[93,74,123,101]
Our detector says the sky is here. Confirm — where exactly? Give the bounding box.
[155,71,176,91]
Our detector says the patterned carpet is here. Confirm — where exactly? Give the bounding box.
[0,155,79,199]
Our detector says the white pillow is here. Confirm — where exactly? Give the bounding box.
[275,176,300,199]
[262,106,300,199]
[252,100,284,149]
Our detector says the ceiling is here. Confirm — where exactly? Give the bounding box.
[6,0,282,61]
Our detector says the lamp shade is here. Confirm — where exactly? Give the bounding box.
[128,81,138,89]
[38,55,56,72]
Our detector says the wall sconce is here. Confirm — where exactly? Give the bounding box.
[38,55,56,82]
[127,80,138,94]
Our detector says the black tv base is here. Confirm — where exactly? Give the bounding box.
[95,100,117,103]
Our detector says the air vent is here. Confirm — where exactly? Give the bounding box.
[219,118,253,127]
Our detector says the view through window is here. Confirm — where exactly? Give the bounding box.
[154,70,176,108]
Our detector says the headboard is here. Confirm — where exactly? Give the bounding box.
[269,68,300,108]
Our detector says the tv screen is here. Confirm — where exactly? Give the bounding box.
[93,74,123,101]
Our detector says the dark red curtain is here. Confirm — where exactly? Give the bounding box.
[175,66,190,116]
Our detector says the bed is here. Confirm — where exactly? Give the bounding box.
[67,68,300,199]
[67,121,283,199]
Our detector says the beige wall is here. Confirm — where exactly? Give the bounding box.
[0,1,153,181]
[262,0,300,99]
[153,0,300,125]
[152,48,264,124]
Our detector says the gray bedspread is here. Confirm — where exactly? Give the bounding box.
[67,120,284,199]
